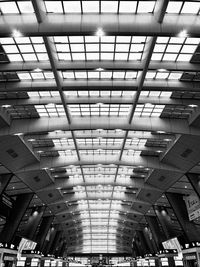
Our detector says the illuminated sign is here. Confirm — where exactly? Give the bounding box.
[18,238,37,252]
[184,194,200,221]
[162,238,182,254]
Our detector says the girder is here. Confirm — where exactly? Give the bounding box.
[17,154,181,173]
[0,61,199,72]
[1,117,200,136]
[1,96,200,106]
[0,14,199,37]
[1,80,199,92]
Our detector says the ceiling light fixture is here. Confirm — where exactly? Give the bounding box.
[33,68,42,72]
[96,68,104,72]
[12,29,22,38]
[178,29,188,38]
[157,69,167,72]
[96,28,105,37]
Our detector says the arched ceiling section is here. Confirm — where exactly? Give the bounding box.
[0,0,200,255]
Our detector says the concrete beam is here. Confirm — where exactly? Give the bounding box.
[1,117,200,136]
[0,14,199,37]
[1,80,199,92]
[1,61,199,72]
[17,153,182,173]
[2,95,200,106]
[25,131,175,141]
[33,144,165,153]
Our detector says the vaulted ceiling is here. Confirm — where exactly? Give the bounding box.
[0,0,200,254]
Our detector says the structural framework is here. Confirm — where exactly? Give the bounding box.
[0,0,200,255]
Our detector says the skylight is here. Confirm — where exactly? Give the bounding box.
[53,35,147,62]
[0,37,48,62]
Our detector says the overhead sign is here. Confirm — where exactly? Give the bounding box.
[184,194,200,221]
[17,238,37,259]
[162,238,182,254]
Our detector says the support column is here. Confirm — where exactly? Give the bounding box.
[133,233,143,257]
[43,226,57,255]
[22,206,44,241]
[49,230,63,256]
[59,242,67,257]
[36,215,54,251]
[166,192,200,242]
[0,173,13,195]
[143,226,157,254]
[132,239,140,257]
[154,206,176,240]
[145,215,166,250]
[0,193,34,243]
[136,230,150,255]
[55,240,65,257]
[186,173,200,198]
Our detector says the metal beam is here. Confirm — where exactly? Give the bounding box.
[0,107,11,126]
[1,117,200,136]
[1,61,199,72]
[65,236,132,244]
[17,154,181,173]
[2,96,200,106]
[0,14,199,37]
[33,144,165,153]
[57,214,141,225]
[36,178,161,193]
[1,80,199,92]
[62,221,140,233]
[48,194,153,207]
[54,205,146,216]
[25,131,175,141]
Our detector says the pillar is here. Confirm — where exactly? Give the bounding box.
[186,173,200,198]
[133,233,143,257]
[143,226,157,254]
[59,242,67,257]
[145,215,165,250]
[49,230,63,256]
[136,230,150,255]
[55,240,65,257]
[154,206,176,240]
[166,192,200,242]
[132,239,140,257]
[22,206,44,241]
[36,215,54,251]
[0,193,34,243]
[0,173,13,195]
[43,226,57,255]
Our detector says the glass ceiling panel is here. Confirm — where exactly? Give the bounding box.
[0,1,34,14]
[2,0,200,256]
[62,70,139,79]
[44,1,156,14]
[0,37,49,62]
[53,35,148,62]
[68,104,132,117]
[152,37,200,62]
[27,91,60,97]
[166,1,200,14]
[64,90,135,97]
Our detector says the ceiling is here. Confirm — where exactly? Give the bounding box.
[0,0,200,255]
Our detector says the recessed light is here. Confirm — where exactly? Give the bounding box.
[14,133,23,136]
[178,29,188,38]
[157,69,167,72]
[33,68,42,72]
[188,104,198,108]
[96,68,104,72]
[12,29,22,38]
[96,28,104,37]
[2,105,11,108]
